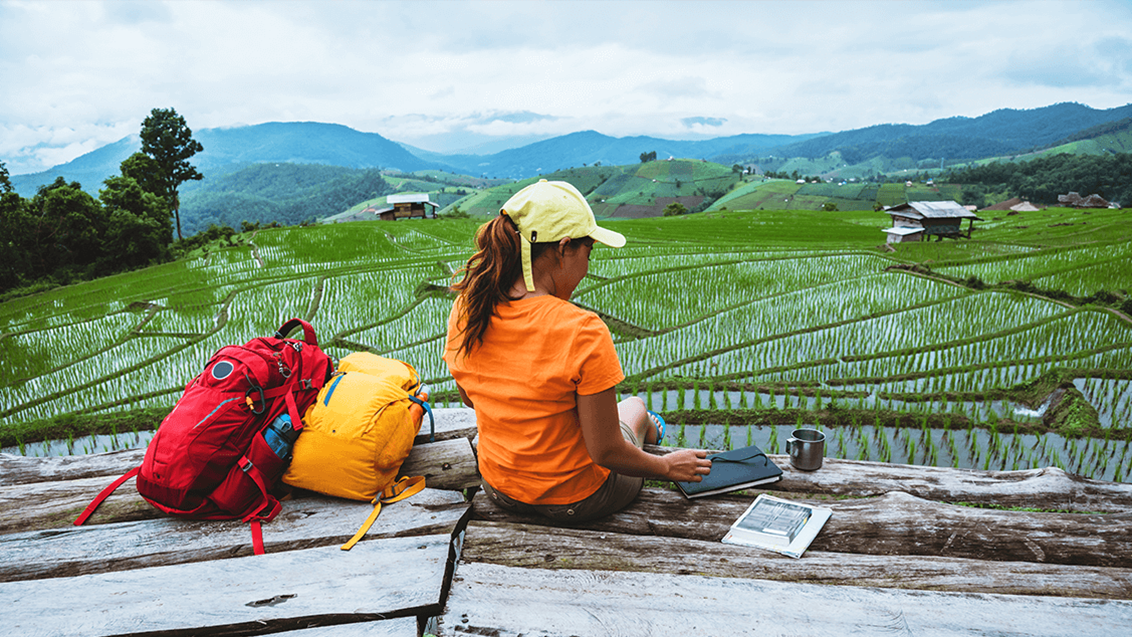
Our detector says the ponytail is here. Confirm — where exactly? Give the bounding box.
[451,216,552,358]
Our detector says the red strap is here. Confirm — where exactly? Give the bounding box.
[74,467,141,526]
[238,456,282,523]
[250,520,265,555]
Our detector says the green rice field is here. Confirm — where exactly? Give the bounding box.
[2,205,1130,482]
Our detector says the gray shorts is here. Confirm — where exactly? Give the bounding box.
[481,420,645,523]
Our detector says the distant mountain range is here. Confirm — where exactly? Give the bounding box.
[9,101,1132,199]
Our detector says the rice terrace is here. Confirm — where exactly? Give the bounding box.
[2,195,1130,486]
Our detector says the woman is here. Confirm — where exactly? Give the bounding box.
[444,179,711,522]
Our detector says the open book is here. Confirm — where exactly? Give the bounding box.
[721,494,832,558]
[675,444,782,499]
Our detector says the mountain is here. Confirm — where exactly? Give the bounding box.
[766,102,1132,164]
[10,101,1132,201]
[427,130,823,179]
[10,122,445,197]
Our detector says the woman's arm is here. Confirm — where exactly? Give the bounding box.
[577,388,711,482]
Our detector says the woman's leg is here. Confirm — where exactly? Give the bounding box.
[617,395,656,446]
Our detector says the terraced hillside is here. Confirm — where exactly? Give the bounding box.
[2,207,1129,482]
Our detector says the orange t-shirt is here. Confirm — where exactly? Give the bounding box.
[444,295,625,505]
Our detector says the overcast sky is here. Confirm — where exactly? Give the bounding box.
[2,0,1131,174]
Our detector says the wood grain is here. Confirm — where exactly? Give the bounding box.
[0,534,453,637]
[459,520,1132,599]
[0,489,469,582]
[472,487,1132,567]
[441,562,1132,637]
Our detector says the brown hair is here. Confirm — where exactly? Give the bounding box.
[450,215,556,358]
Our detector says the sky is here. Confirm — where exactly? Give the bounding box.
[1,0,1131,175]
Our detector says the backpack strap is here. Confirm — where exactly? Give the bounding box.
[340,476,426,551]
[407,394,435,443]
[74,466,141,526]
[275,318,318,346]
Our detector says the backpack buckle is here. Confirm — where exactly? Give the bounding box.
[290,342,303,352]
[301,378,313,390]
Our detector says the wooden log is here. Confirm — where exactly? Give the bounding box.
[460,520,1132,599]
[471,488,1132,567]
[646,446,1132,513]
[0,447,147,486]
[400,437,479,491]
[0,407,478,487]
[0,489,469,583]
[0,534,453,637]
[416,406,478,444]
[0,439,477,534]
[442,562,1132,637]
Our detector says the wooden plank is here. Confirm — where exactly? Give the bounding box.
[270,617,418,636]
[442,562,1132,637]
[0,440,477,534]
[649,446,1132,513]
[460,520,1132,599]
[471,488,1132,567]
[1,534,453,637]
[0,489,469,583]
[0,473,157,534]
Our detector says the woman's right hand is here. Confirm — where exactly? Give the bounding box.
[664,449,712,482]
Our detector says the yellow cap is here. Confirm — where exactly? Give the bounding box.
[500,179,626,291]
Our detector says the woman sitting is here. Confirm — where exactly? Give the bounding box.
[444,179,711,522]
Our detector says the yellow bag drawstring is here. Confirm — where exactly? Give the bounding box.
[340,475,426,551]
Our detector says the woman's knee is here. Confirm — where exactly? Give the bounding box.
[616,395,650,439]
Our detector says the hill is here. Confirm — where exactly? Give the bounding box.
[445,160,743,218]
[10,122,446,198]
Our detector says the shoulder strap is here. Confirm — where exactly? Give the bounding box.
[74,467,141,526]
[275,318,317,345]
[339,476,426,551]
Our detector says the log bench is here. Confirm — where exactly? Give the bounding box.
[3,407,1132,636]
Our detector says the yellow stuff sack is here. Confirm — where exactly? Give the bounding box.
[283,352,434,549]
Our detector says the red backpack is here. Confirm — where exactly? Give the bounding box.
[75,319,333,554]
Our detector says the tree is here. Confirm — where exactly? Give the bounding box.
[821,202,839,211]
[0,185,32,290]
[119,152,173,240]
[0,161,12,194]
[640,150,657,163]
[139,108,204,240]
[99,176,170,269]
[662,202,687,216]
[27,178,107,280]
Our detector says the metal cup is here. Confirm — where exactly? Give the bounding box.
[787,428,825,471]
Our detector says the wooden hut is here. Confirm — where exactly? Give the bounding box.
[883,200,981,243]
[380,194,439,221]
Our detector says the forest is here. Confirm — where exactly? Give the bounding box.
[945,153,1132,207]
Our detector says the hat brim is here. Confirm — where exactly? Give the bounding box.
[590,225,626,248]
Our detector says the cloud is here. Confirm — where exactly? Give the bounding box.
[2,1,1131,173]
